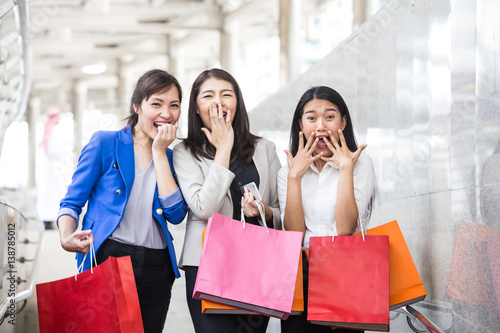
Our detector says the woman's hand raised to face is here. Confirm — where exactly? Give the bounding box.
[201,102,234,152]
[152,123,178,154]
[284,131,322,180]
[321,129,366,170]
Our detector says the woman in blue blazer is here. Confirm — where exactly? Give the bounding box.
[57,69,187,332]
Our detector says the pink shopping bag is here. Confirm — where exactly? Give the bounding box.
[193,212,303,319]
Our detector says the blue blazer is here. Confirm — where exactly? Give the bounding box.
[58,126,187,277]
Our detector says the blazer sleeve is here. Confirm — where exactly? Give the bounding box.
[158,188,187,224]
[58,132,104,224]
[266,141,283,230]
[173,143,235,220]
[277,165,289,230]
[157,149,188,224]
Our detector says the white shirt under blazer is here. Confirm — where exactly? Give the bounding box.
[173,138,282,268]
[277,152,376,250]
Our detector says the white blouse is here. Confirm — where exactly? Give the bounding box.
[277,152,376,250]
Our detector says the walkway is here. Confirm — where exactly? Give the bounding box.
[20,222,281,332]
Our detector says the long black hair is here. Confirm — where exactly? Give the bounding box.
[184,68,259,163]
[289,86,358,156]
[124,69,182,132]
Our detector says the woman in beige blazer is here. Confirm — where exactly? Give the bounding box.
[173,68,281,333]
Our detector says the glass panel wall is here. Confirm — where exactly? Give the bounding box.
[249,1,500,331]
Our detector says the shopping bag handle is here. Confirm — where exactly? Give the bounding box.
[358,207,372,240]
[75,238,97,281]
[240,201,269,233]
[331,210,369,242]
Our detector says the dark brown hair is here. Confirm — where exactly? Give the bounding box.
[290,86,358,156]
[183,68,259,163]
[125,69,182,131]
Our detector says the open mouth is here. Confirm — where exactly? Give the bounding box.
[154,122,169,129]
[316,136,329,149]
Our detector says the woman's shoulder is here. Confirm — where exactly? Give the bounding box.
[172,140,188,154]
[256,136,274,147]
[90,127,129,141]
[172,141,202,164]
[255,137,278,154]
[353,151,375,174]
[278,164,290,177]
[356,151,373,165]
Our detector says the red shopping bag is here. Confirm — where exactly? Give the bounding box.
[193,212,303,319]
[355,220,426,309]
[308,235,390,331]
[36,255,144,333]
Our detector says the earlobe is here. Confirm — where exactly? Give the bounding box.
[133,104,140,114]
[341,116,347,130]
[299,120,303,132]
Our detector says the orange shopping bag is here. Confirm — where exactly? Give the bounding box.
[355,220,426,309]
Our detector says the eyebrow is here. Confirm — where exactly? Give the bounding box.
[304,108,337,114]
[200,89,234,95]
[149,97,180,103]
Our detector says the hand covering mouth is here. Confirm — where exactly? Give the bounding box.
[154,122,169,128]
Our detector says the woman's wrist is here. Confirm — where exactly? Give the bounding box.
[264,202,273,223]
[287,171,302,183]
[214,146,232,169]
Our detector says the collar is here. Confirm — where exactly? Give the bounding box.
[309,160,339,173]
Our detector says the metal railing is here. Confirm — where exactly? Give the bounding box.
[0,195,44,327]
[0,0,31,156]
[394,303,451,333]
[0,0,34,328]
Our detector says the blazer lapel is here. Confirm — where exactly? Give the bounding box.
[116,128,135,198]
[253,141,268,195]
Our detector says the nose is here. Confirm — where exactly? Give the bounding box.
[214,95,224,106]
[316,118,326,132]
[161,106,172,120]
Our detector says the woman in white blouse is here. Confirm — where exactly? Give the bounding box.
[278,86,375,333]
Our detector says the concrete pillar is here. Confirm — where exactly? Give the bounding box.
[72,81,87,164]
[167,34,186,84]
[116,59,128,114]
[27,97,41,189]
[220,17,238,73]
[353,0,368,30]
[166,35,177,74]
[280,0,301,86]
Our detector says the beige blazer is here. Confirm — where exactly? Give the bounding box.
[173,138,282,268]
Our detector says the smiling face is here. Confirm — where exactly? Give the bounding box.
[134,85,181,140]
[196,77,237,130]
[300,98,346,157]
